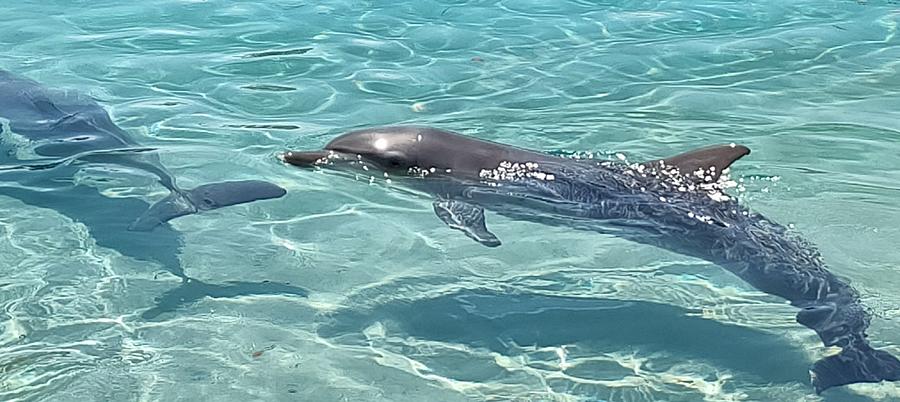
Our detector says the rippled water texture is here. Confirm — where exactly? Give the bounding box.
[2,1,900,401]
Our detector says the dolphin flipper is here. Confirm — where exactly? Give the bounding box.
[644,144,751,182]
[433,200,501,247]
[130,180,286,231]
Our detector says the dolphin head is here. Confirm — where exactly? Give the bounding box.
[280,126,436,175]
[281,126,557,179]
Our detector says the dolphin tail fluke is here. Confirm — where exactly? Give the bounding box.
[796,300,900,393]
[811,342,900,394]
[140,278,309,320]
[129,180,286,231]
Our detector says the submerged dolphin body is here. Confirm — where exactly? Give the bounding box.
[0,70,308,318]
[281,126,900,393]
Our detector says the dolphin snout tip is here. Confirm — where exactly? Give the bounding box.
[279,150,329,167]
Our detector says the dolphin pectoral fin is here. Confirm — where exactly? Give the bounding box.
[182,180,287,212]
[644,144,751,181]
[433,200,501,247]
[129,180,287,231]
[129,191,195,231]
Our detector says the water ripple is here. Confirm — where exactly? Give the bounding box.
[2,0,900,401]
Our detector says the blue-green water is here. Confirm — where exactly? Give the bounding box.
[2,1,900,401]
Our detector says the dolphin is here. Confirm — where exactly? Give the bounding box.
[280,125,900,393]
[0,69,308,318]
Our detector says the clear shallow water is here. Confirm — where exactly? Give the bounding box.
[2,0,900,400]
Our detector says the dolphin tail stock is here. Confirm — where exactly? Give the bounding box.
[140,277,310,320]
[795,298,900,393]
[129,180,287,231]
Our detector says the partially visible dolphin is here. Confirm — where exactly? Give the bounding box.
[281,125,900,393]
[0,70,308,318]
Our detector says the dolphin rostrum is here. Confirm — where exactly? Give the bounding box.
[280,125,900,393]
[0,70,308,318]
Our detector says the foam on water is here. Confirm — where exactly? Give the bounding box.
[2,0,900,401]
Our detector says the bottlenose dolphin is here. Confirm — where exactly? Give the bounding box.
[281,125,900,393]
[0,70,308,318]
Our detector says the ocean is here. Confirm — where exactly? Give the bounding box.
[1,1,899,400]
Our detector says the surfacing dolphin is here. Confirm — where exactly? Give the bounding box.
[280,125,900,393]
[0,70,308,318]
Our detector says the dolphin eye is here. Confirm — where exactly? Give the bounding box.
[388,157,402,167]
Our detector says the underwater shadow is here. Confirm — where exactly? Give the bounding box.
[319,289,812,385]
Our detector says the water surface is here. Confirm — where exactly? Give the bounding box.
[2,1,900,401]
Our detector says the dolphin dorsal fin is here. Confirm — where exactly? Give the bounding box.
[642,144,751,182]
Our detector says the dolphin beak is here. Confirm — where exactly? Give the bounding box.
[279,150,330,167]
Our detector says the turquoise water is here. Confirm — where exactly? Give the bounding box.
[2,0,900,400]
